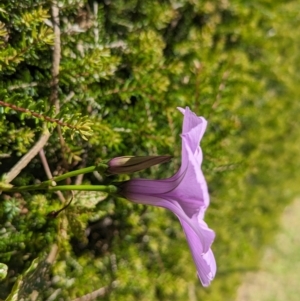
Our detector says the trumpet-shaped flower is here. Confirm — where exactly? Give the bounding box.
[119,107,216,286]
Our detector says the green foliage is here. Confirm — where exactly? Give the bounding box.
[1,0,300,300]
[0,5,53,73]
[0,263,8,281]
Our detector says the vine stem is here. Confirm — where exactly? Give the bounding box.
[2,164,109,192]
[52,164,107,182]
[5,184,117,193]
[49,185,117,193]
[51,165,99,182]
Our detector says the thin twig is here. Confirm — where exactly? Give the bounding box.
[56,125,70,171]
[74,173,84,185]
[8,82,41,91]
[4,130,51,183]
[71,281,117,301]
[71,287,106,301]
[93,1,99,43]
[39,149,53,179]
[50,1,61,112]
[50,3,71,169]
[0,101,79,130]
[65,91,75,102]
[39,148,66,203]
[46,289,62,301]
[44,244,60,301]
[74,152,88,185]
[193,60,202,112]
[46,243,58,264]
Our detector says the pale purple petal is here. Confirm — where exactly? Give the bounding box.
[179,108,207,171]
[178,107,207,145]
[123,192,215,254]
[169,135,209,216]
[180,217,216,286]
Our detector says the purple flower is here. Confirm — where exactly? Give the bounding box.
[119,107,216,286]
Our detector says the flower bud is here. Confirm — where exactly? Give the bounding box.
[107,155,172,174]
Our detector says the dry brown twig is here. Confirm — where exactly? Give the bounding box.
[50,1,61,112]
[50,1,70,170]
[71,281,118,301]
[39,148,66,203]
[4,129,51,183]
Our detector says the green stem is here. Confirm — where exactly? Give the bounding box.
[49,185,117,193]
[5,184,117,193]
[51,163,107,182]
[3,182,52,192]
[1,164,110,193]
[52,166,97,182]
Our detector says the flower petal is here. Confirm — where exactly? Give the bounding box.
[178,107,207,143]
[168,135,209,217]
[123,193,215,253]
[179,109,207,172]
[180,217,216,286]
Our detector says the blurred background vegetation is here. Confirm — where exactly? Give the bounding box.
[0,0,300,300]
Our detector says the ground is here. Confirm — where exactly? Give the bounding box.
[235,199,300,301]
